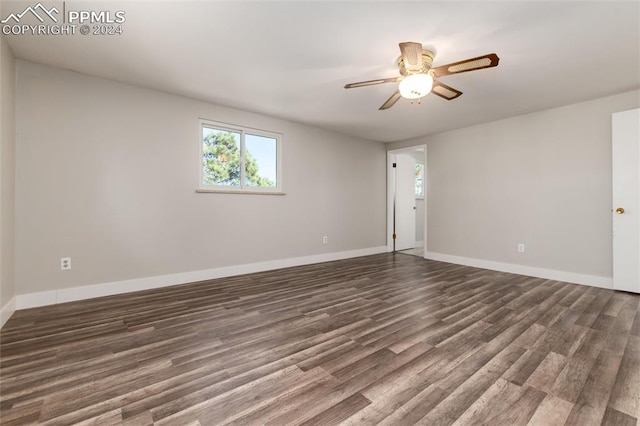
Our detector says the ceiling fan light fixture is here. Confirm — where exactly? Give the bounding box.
[398,73,433,100]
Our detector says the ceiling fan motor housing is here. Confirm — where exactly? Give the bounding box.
[398,49,435,76]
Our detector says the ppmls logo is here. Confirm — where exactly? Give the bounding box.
[1,2,126,36]
[1,3,59,24]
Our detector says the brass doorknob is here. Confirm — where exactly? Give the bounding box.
[615,207,625,214]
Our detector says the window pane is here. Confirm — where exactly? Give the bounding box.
[245,134,277,188]
[202,127,241,186]
[415,163,424,196]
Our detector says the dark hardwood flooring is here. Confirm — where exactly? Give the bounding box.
[1,253,639,425]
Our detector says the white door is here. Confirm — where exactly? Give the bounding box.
[612,108,640,293]
[394,154,416,251]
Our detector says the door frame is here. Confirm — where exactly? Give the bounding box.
[387,145,427,256]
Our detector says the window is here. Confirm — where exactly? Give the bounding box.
[415,163,424,197]
[199,120,282,193]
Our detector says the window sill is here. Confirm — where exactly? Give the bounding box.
[196,188,286,195]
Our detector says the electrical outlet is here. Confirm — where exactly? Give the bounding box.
[61,257,71,270]
[517,243,525,253]
[323,236,328,244]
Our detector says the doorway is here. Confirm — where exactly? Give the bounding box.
[387,146,427,257]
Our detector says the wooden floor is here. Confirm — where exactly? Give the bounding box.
[1,253,639,426]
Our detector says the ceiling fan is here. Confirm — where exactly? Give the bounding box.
[344,42,499,110]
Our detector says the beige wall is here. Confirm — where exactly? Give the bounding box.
[15,60,386,295]
[11,56,639,301]
[389,90,640,278]
[1,35,16,316]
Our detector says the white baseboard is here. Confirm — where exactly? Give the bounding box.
[12,247,613,312]
[1,297,16,329]
[15,246,388,310]
[425,251,613,289]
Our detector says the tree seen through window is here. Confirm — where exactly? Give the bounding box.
[202,127,276,188]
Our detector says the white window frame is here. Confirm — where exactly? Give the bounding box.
[197,119,283,194]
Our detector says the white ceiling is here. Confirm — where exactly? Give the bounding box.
[2,1,639,142]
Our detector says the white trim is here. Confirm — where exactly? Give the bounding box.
[1,297,16,329]
[15,290,56,309]
[15,246,388,310]
[425,251,613,289]
[195,189,286,196]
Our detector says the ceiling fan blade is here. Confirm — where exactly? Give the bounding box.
[399,42,423,73]
[379,90,402,110]
[431,80,463,100]
[344,77,402,89]
[432,53,499,78]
